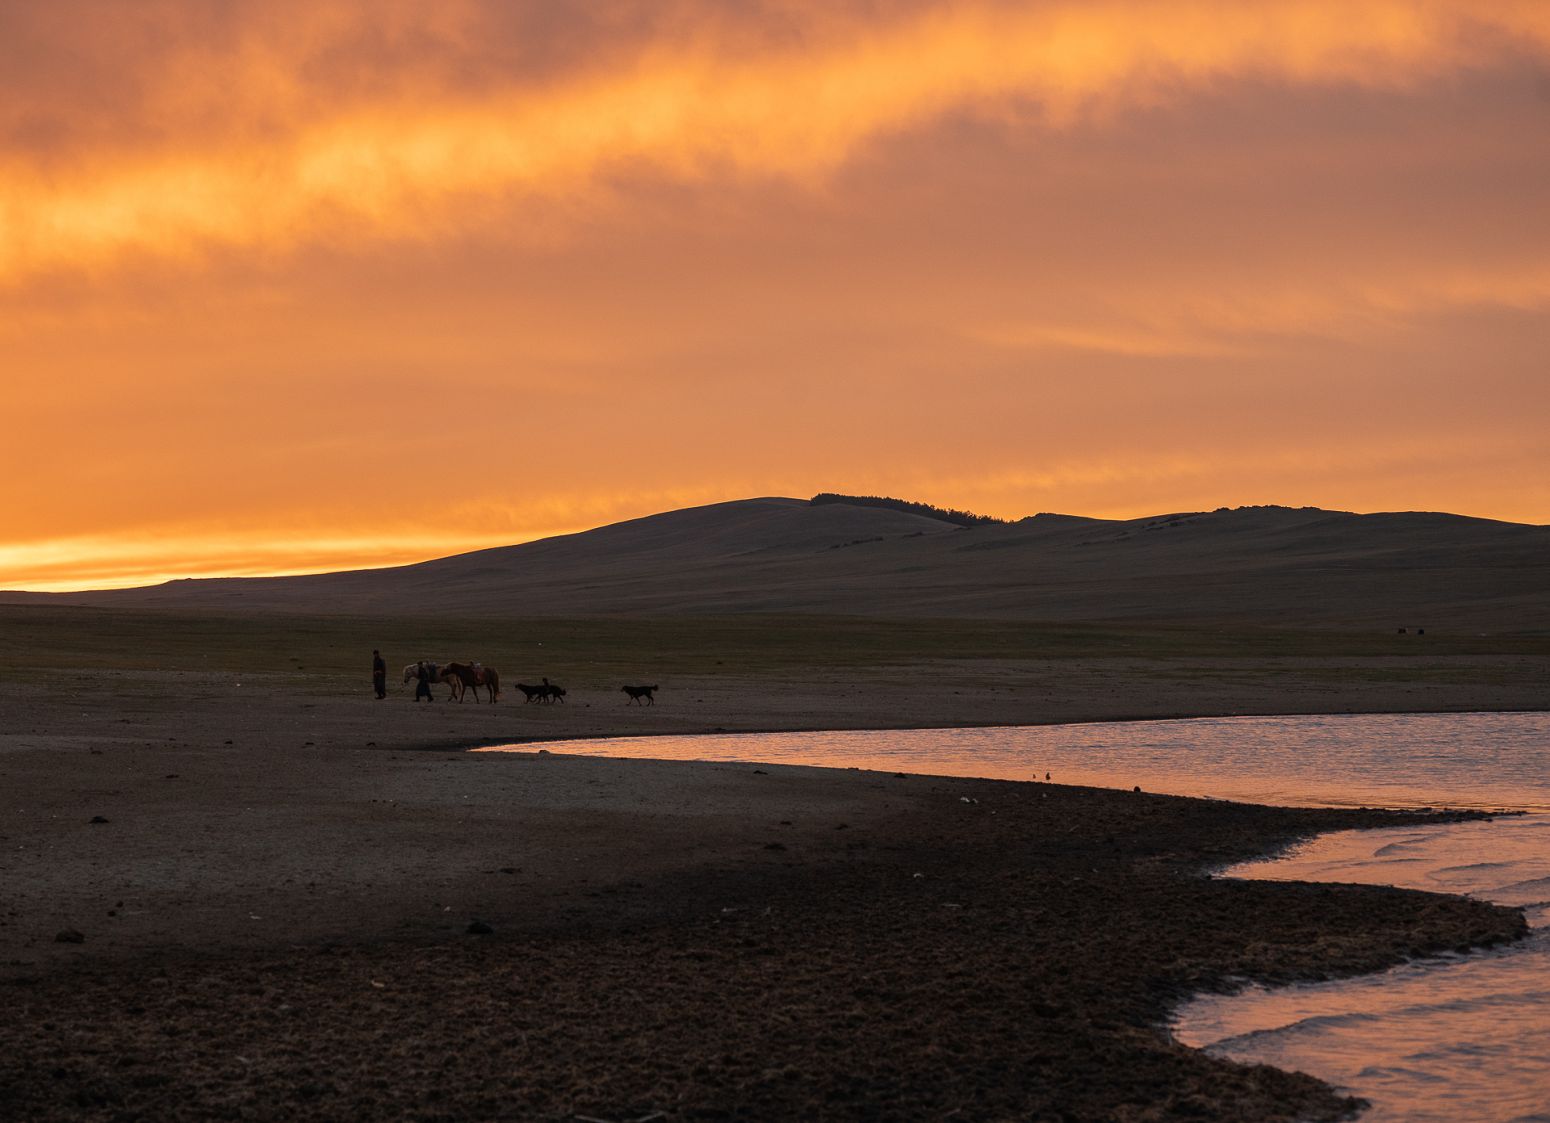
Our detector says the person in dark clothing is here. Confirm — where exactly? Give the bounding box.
[415,661,435,703]
[372,650,387,699]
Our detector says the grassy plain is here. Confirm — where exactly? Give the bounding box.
[6,602,1547,682]
[3,602,1545,756]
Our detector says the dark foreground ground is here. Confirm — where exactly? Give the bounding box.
[1,605,1540,1119]
[0,749,1526,1123]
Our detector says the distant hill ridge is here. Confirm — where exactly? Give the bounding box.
[810,493,1008,527]
[814,494,1365,527]
[4,494,1547,628]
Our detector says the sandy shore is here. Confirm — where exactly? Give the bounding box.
[0,740,1527,1122]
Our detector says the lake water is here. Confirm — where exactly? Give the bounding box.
[1173,817,1550,1122]
[485,711,1550,812]
[485,711,1550,1120]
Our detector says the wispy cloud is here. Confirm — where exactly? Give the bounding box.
[5,1,1547,281]
[966,322,1254,358]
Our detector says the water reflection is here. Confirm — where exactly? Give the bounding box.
[1175,816,1550,1123]
[482,711,1550,812]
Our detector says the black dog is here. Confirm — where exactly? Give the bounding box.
[515,678,567,703]
[621,684,658,706]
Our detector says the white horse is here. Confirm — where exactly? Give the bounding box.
[402,661,463,700]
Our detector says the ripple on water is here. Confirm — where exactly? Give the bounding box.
[1175,815,1550,1123]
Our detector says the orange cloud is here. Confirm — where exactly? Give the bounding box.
[5,1,1549,282]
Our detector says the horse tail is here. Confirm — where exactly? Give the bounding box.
[487,669,500,702]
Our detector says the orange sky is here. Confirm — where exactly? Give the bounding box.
[3,0,1548,591]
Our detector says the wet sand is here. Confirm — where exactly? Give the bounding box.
[0,741,1527,1122]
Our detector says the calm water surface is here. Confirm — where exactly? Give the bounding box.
[1173,817,1550,1123]
[487,711,1550,811]
[486,711,1550,1121]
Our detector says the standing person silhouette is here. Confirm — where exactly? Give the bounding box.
[372,650,387,699]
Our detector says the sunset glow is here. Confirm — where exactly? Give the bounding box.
[4,0,1548,591]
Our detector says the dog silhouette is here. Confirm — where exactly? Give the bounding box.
[621,684,658,705]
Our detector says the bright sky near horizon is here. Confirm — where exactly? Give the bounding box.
[3,0,1548,591]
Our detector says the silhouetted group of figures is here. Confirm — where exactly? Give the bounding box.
[371,651,658,706]
[404,659,500,702]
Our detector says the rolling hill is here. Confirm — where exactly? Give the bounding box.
[7,497,1548,628]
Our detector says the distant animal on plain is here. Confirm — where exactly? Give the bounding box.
[621,684,658,705]
[443,661,501,703]
[516,678,565,703]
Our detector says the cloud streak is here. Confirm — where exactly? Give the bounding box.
[5,1,1549,281]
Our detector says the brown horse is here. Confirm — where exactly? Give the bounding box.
[443,661,501,703]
